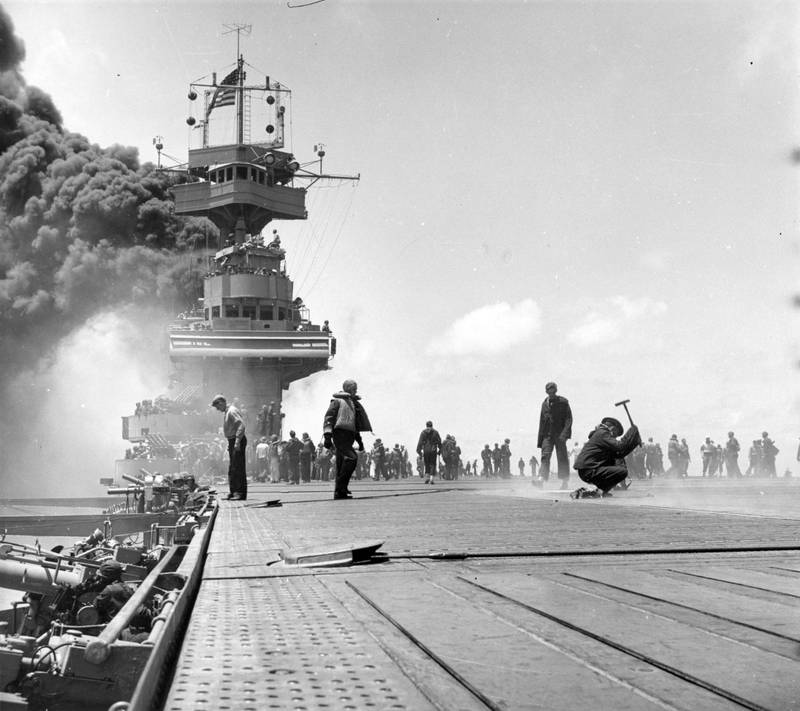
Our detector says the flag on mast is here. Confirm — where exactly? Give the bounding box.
[207,69,240,115]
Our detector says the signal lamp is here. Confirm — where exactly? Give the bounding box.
[264,153,276,165]
[266,95,275,105]
[287,161,299,172]
[186,116,196,126]
[266,125,275,134]
[188,90,197,101]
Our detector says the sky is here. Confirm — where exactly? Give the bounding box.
[3,0,799,494]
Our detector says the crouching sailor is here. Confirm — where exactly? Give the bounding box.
[323,379,373,500]
[573,416,641,497]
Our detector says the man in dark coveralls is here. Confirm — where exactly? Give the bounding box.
[573,416,641,495]
[416,420,442,484]
[537,382,573,489]
[323,379,373,500]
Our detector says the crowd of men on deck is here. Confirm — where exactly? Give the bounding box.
[129,383,793,502]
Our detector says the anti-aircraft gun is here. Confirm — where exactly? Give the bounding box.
[105,468,208,515]
[0,502,215,710]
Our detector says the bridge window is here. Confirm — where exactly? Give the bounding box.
[277,307,287,321]
[259,304,273,320]
[242,304,256,320]
[226,167,233,181]
[225,303,240,318]
[204,308,209,320]
[236,166,247,180]
[212,306,220,318]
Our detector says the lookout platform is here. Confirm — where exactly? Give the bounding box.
[144,478,800,710]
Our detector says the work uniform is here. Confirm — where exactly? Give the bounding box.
[284,434,302,484]
[416,426,442,479]
[574,423,641,493]
[299,435,316,482]
[222,404,247,499]
[537,395,573,482]
[323,390,373,498]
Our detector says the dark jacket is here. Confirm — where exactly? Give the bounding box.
[323,392,373,435]
[416,427,442,455]
[537,395,573,447]
[284,436,302,460]
[574,424,641,471]
[300,438,316,460]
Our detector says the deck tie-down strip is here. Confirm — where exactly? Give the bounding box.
[460,576,770,711]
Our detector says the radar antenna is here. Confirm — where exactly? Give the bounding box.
[222,23,252,58]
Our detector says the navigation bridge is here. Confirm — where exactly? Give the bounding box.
[167,53,339,405]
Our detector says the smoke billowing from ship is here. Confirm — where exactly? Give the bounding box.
[0,8,214,496]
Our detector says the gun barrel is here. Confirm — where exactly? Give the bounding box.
[0,558,83,595]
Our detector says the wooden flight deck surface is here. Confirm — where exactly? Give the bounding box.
[156,478,800,710]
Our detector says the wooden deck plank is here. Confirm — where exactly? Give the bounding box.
[469,572,800,710]
[561,566,800,644]
[666,566,800,599]
[347,572,710,711]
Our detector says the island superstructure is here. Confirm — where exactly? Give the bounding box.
[120,48,356,459]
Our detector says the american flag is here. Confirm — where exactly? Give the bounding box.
[208,69,240,114]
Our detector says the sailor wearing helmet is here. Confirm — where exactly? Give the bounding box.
[572,416,641,496]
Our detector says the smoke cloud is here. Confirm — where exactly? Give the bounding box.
[0,7,215,496]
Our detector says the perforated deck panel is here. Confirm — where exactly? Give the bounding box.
[158,480,800,711]
[162,576,435,710]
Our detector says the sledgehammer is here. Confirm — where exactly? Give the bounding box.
[614,399,634,427]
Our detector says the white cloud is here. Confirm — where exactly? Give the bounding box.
[567,296,667,348]
[426,299,541,356]
[567,315,620,347]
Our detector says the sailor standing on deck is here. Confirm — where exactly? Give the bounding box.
[323,379,373,500]
[537,381,573,489]
[416,420,442,485]
[211,394,247,501]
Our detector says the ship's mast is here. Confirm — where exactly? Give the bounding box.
[222,24,250,145]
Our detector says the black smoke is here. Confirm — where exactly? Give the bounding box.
[0,5,216,496]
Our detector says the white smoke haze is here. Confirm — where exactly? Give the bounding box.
[1,308,171,498]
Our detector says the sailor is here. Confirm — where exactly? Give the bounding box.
[372,438,387,480]
[491,443,502,477]
[518,457,525,477]
[416,420,442,484]
[500,438,512,477]
[480,445,492,477]
[679,438,691,477]
[573,416,641,496]
[747,439,762,476]
[528,454,539,480]
[725,432,742,479]
[537,381,573,490]
[284,430,302,484]
[761,432,779,478]
[267,229,281,250]
[701,437,715,477]
[442,435,461,480]
[211,394,247,500]
[255,437,269,482]
[323,379,373,500]
[299,432,316,482]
